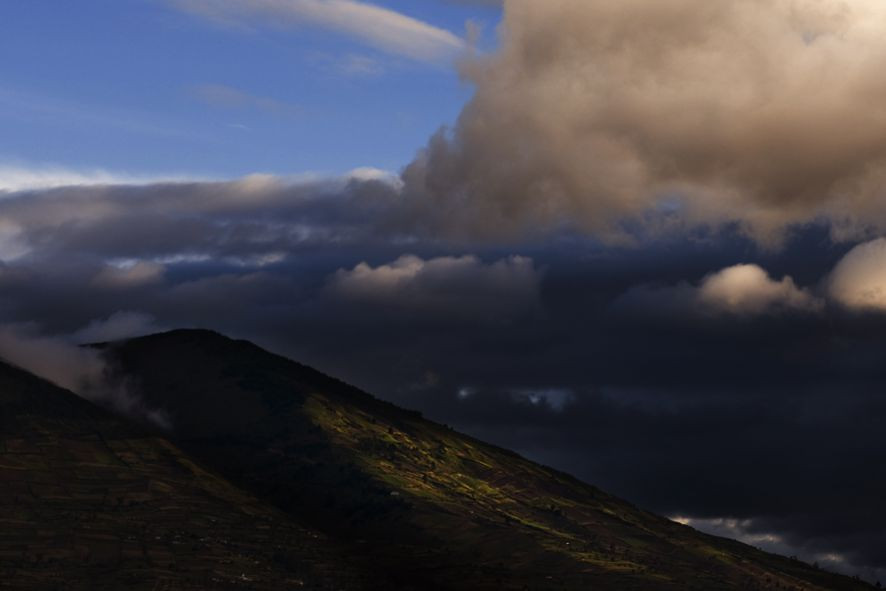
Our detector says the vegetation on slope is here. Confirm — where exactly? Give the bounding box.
[98,329,876,591]
[0,360,362,591]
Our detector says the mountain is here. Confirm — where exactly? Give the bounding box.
[95,329,875,591]
[0,358,363,590]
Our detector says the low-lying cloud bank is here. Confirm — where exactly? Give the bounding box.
[0,170,405,265]
[618,239,886,318]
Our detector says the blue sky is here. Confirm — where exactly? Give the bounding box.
[0,0,501,178]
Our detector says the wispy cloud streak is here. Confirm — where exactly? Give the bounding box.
[172,0,465,63]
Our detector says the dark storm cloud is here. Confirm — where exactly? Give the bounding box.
[0,171,405,262]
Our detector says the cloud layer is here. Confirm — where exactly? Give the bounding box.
[697,265,822,315]
[0,170,401,264]
[327,254,541,321]
[828,238,886,311]
[0,164,201,193]
[404,0,886,242]
[173,0,465,63]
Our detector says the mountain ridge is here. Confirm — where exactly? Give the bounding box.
[93,328,874,591]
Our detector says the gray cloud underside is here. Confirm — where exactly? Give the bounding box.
[0,173,404,263]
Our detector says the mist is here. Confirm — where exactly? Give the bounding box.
[0,324,171,430]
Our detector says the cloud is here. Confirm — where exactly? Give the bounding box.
[509,388,573,412]
[92,261,166,289]
[0,171,403,263]
[403,0,886,243]
[306,51,388,77]
[669,516,882,582]
[620,263,823,317]
[326,254,541,320]
[0,219,29,262]
[172,0,465,64]
[697,264,822,315]
[0,324,107,394]
[0,164,203,193]
[74,311,165,344]
[828,238,886,311]
[0,324,170,429]
[190,84,303,117]
[336,54,385,77]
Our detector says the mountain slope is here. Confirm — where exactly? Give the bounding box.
[99,330,874,591]
[0,358,362,590]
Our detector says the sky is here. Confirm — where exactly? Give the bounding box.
[0,0,497,177]
[2,0,886,585]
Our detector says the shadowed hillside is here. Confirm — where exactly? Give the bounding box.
[0,359,363,590]
[97,329,875,591]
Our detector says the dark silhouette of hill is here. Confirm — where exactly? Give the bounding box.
[95,329,875,591]
[0,358,363,590]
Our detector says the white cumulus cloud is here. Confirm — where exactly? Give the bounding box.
[619,263,823,318]
[828,238,886,311]
[74,311,165,344]
[698,265,822,316]
[326,254,541,320]
[404,0,886,243]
